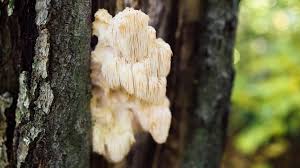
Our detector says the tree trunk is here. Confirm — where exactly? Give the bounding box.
[91,0,238,168]
[0,0,91,167]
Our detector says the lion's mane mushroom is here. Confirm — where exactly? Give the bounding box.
[91,8,172,162]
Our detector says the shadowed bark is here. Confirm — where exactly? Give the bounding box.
[182,0,238,167]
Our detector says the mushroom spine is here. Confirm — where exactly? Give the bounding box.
[91,8,173,162]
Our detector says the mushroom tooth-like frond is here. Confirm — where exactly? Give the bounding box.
[103,108,135,162]
[119,63,135,95]
[147,26,157,41]
[148,99,171,143]
[110,8,152,62]
[94,9,112,24]
[104,131,135,162]
[93,9,112,38]
[93,119,135,163]
[92,98,136,163]
[91,7,173,163]
[147,77,166,103]
[155,39,172,76]
[130,98,171,143]
[101,56,120,89]
[92,125,105,156]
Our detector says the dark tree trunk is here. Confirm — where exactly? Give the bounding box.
[0,0,91,167]
[180,1,238,167]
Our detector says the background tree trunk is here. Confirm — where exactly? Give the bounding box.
[0,0,91,167]
[91,0,238,168]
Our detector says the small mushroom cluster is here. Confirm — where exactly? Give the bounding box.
[91,8,172,162]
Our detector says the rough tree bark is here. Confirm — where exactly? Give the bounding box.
[0,0,91,167]
[91,0,238,168]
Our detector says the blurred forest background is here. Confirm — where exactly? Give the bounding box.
[223,0,300,168]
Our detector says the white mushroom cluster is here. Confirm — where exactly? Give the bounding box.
[91,8,172,162]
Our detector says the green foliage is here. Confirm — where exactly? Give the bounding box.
[230,0,300,165]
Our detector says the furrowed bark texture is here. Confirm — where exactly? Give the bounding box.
[91,0,238,168]
[0,0,91,167]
